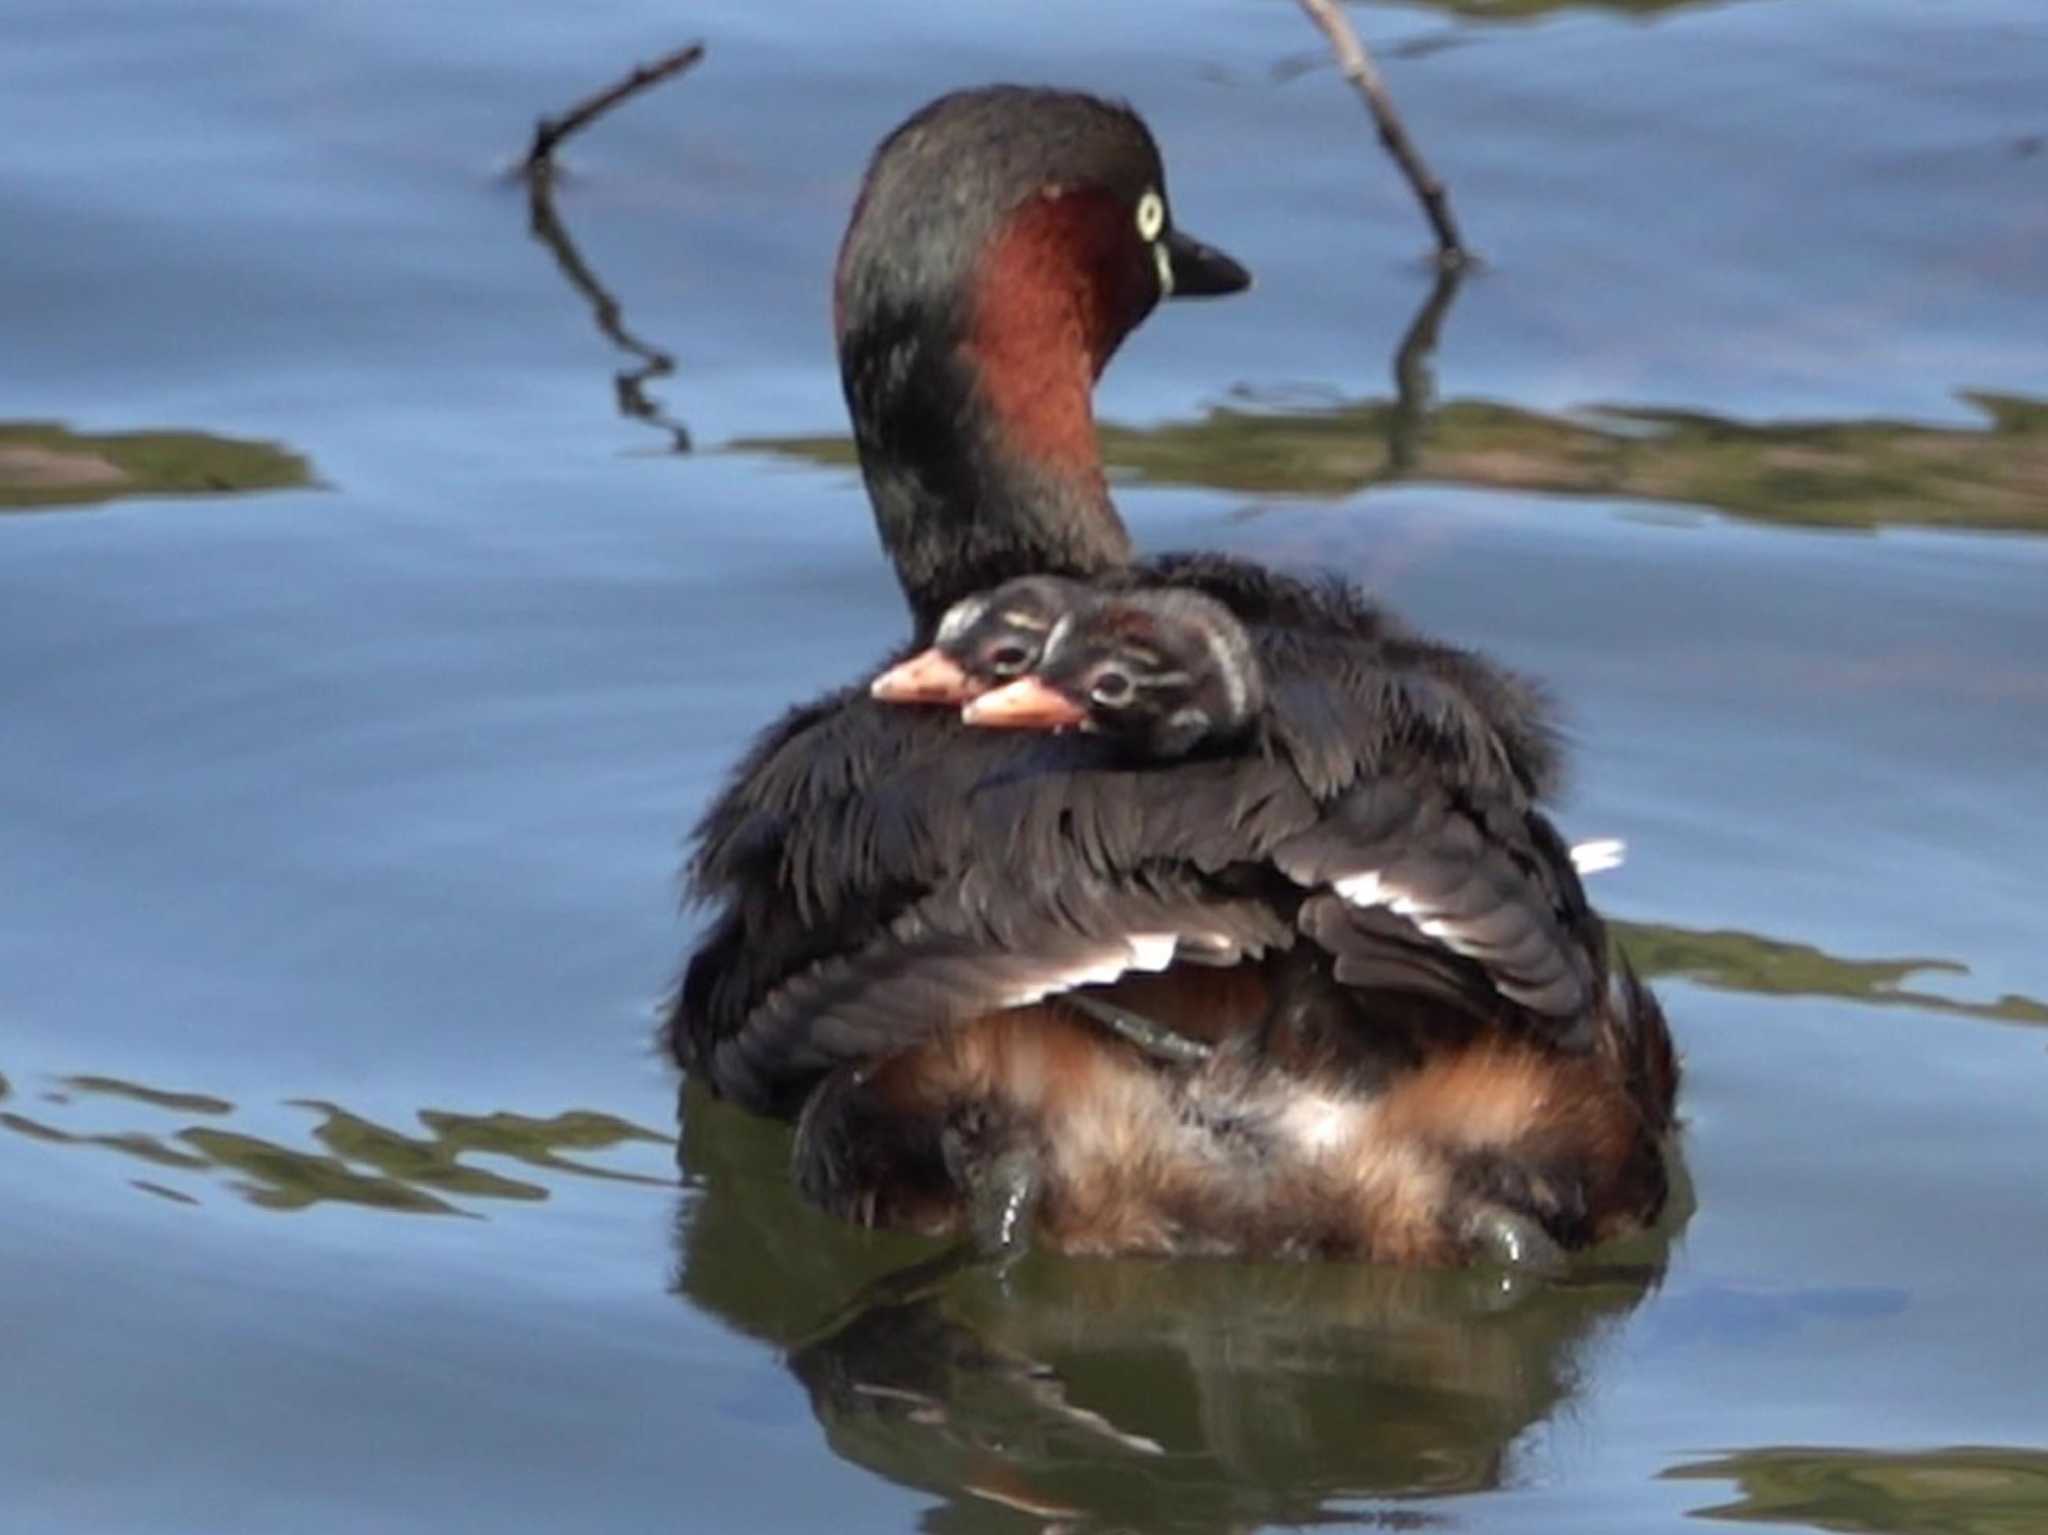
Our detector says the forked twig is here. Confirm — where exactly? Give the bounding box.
[523,41,706,176]
[519,41,705,450]
[1292,0,1468,266]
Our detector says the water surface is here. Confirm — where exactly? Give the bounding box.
[4,1,2045,1530]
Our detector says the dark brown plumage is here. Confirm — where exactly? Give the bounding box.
[668,85,1677,1266]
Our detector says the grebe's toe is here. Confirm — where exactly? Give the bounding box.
[1065,991,1215,1066]
[941,1106,1044,1258]
[1464,1207,1568,1275]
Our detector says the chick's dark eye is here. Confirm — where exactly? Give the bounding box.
[1090,669,1133,708]
[986,642,1033,677]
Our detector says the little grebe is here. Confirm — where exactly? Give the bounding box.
[669,87,1677,1265]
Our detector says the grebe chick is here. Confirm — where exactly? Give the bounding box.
[869,575,1094,705]
[963,587,1262,760]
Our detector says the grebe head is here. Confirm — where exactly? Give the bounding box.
[870,575,1095,705]
[964,588,1264,760]
[835,87,1250,632]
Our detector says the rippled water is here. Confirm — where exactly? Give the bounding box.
[5,1,2045,1530]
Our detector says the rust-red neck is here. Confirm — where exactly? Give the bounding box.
[961,189,1151,487]
[838,193,1154,634]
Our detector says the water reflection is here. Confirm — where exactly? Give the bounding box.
[131,1180,202,1206]
[0,421,313,511]
[0,1070,671,1214]
[613,183,2048,535]
[665,911,2042,1522]
[0,1113,211,1171]
[1667,1446,2048,1535]
[1411,0,1731,21]
[1615,922,2048,1028]
[674,1087,1680,1529]
[743,390,2048,534]
[1639,1282,1906,1351]
[60,1075,233,1114]
[523,136,693,452]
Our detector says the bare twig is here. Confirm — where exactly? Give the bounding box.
[1292,0,1468,266]
[523,41,705,176]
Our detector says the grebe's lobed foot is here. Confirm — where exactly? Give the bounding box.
[1463,1206,1568,1276]
[1064,991,1216,1066]
[941,1106,1045,1260]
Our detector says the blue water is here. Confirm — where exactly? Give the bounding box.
[5,1,2046,1530]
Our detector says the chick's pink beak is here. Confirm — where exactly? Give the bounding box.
[870,648,980,705]
[961,677,1089,731]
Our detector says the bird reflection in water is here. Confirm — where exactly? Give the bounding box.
[675,1084,1687,1531]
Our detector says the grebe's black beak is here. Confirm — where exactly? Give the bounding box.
[1163,228,1251,298]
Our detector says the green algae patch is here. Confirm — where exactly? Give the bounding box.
[0,1065,676,1216]
[415,1107,675,1186]
[175,1126,469,1215]
[63,1075,234,1116]
[0,1111,212,1169]
[0,420,314,510]
[131,1179,202,1206]
[1090,392,2048,532]
[1667,1445,2048,1535]
[741,390,2048,534]
[1615,922,2048,1027]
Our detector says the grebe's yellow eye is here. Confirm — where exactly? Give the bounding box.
[1135,190,1166,243]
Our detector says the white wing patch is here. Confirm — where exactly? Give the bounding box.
[1323,836,1626,970]
[1332,869,1488,960]
[1570,838,1626,875]
[1332,870,1386,906]
[986,846,1623,1016]
[998,932,1182,1008]
[1127,932,1178,971]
